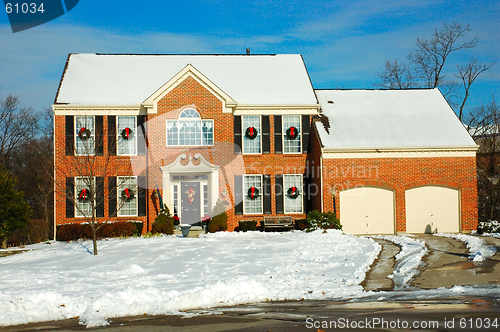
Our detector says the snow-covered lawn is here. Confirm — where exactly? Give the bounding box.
[434,233,497,262]
[0,230,380,328]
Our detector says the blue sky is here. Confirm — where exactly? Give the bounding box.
[0,0,498,116]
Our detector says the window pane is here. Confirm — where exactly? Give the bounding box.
[180,109,200,118]
[75,177,94,217]
[179,121,201,145]
[243,175,263,214]
[166,120,178,145]
[284,174,303,213]
[75,116,94,155]
[283,115,301,153]
[242,116,261,154]
[117,116,136,155]
[202,120,213,145]
[117,177,138,216]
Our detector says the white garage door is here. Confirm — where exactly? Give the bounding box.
[405,186,459,234]
[340,187,395,234]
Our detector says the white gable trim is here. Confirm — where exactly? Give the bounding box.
[143,64,237,114]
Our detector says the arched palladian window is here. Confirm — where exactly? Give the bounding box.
[166,109,214,146]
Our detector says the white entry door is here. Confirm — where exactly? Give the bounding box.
[405,186,459,233]
[340,187,395,234]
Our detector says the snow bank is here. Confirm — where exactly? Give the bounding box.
[373,235,428,288]
[0,230,380,327]
[435,233,496,262]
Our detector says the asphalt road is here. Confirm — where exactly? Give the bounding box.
[4,296,500,331]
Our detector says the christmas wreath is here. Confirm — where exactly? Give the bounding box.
[121,188,135,201]
[121,127,133,140]
[247,186,259,200]
[286,126,299,140]
[77,188,90,201]
[78,127,91,140]
[245,127,258,140]
[287,186,300,199]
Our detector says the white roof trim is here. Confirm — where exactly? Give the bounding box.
[143,64,237,114]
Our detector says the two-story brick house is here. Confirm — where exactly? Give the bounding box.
[53,53,478,234]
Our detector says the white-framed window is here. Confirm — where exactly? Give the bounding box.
[242,116,261,154]
[117,176,138,217]
[283,174,303,214]
[243,174,263,215]
[282,115,301,154]
[166,109,214,146]
[75,116,95,155]
[117,116,137,156]
[75,177,94,218]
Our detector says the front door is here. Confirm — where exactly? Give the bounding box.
[181,182,200,225]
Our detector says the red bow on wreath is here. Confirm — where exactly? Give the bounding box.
[124,128,130,139]
[248,186,259,199]
[124,188,131,199]
[78,188,88,200]
[290,186,297,195]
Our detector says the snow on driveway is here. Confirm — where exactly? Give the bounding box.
[0,230,380,327]
[372,235,428,288]
[434,233,497,262]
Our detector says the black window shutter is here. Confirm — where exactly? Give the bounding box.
[65,177,74,218]
[302,115,310,154]
[234,175,243,215]
[65,116,74,156]
[262,115,270,154]
[303,174,311,214]
[137,115,146,156]
[138,176,147,217]
[108,176,117,217]
[274,115,282,154]
[263,175,272,214]
[96,177,104,217]
[108,116,116,156]
[234,116,242,154]
[275,174,284,214]
[95,116,103,156]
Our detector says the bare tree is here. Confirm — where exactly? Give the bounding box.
[0,93,39,167]
[55,123,134,255]
[465,98,500,222]
[456,58,496,121]
[409,23,478,88]
[375,22,494,121]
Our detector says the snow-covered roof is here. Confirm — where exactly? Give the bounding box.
[55,54,318,106]
[315,89,477,149]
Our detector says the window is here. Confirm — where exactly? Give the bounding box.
[166,109,213,146]
[75,177,94,217]
[173,184,179,217]
[243,175,263,214]
[284,174,303,213]
[282,115,301,154]
[117,116,137,155]
[117,176,138,217]
[75,116,95,155]
[242,116,261,154]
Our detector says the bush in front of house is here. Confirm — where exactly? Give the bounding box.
[152,206,174,235]
[294,218,310,231]
[57,221,141,241]
[239,220,257,232]
[305,210,342,232]
[207,199,228,233]
[477,220,500,234]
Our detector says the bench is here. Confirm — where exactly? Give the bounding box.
[263,216,294,231]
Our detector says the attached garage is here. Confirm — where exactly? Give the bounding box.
[405,186,460,233]
[340,187,395,234]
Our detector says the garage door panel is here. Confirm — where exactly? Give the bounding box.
[405,186,459,233]
[340,187,394,235]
